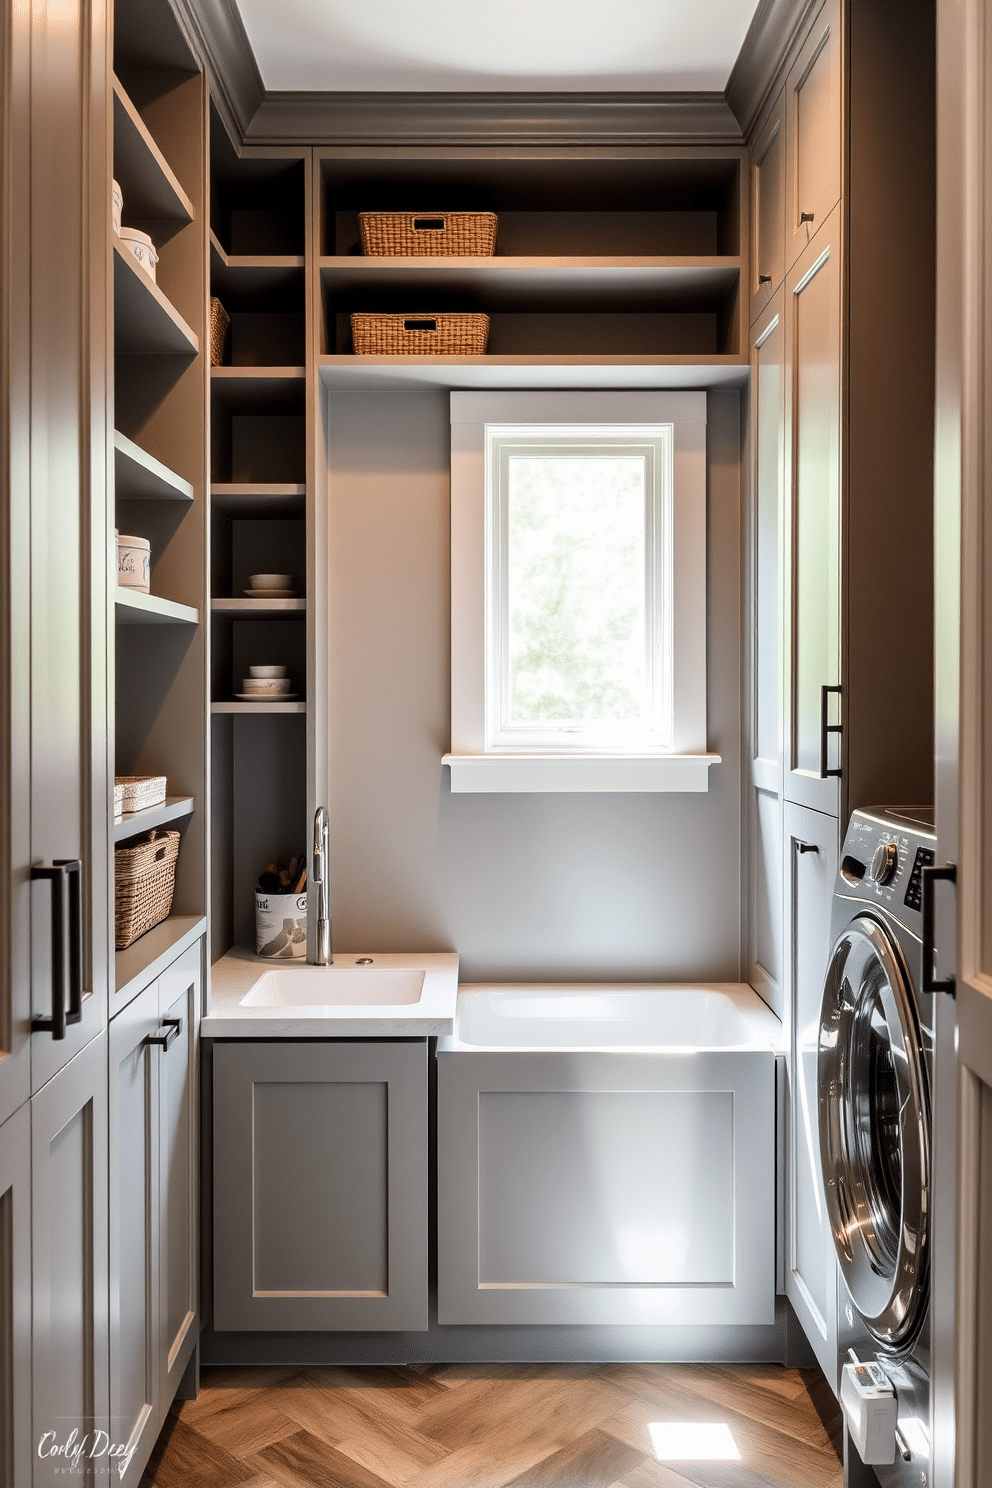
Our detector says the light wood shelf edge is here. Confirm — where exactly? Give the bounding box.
[115,430,193,502]
[113,75,194,222]
[114,588,200,625]
[113,795,194,843]
[113,240,199,354]
[211,701,307,714]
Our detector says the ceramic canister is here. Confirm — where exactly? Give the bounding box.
[118,227,159,283]
[117,534,151,593]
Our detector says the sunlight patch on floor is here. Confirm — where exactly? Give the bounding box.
[649,1421,741,1461]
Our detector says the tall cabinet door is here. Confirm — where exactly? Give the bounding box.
[784,208,843,817]
[157,943,200,1404]
[750,90,786,323]
[748,290,787,1017]
[31,1034,109,1488]
[0,1104,32,1488]
[786,0,843,267]
[25,0,111,1098]
[783,800,838,1387]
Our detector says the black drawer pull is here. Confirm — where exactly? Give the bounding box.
[146,1016,183,1052]
[795,841,819,854]
[758,274,772,284]
[404,318,437,332]
[413,217,445,231]
[922,864,957,995]
[820,684,842,779]
[31,859,83,1040]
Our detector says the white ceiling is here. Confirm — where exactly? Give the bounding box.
[234,0,762,94]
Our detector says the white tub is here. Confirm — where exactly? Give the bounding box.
[437,981,782,1332]
[449,981,782,1051]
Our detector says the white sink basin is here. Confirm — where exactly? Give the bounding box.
[241,965,425,1007]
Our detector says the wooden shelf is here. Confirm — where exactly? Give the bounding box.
[211,598,306,618]
[211,483,306,518]
[115,431,193,502]
[113,240,199,355]
[115,588,199,625]
[211,701,306,714]
[210,367,306,411]
[115,913,206,1002]
[211,230,304,298]
[113,795,194,843]
[113,76,194,223]
[320,256,740,311]
[317,356,749,392]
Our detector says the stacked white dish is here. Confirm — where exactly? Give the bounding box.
[237,665,297,702]
[245,572,295,598]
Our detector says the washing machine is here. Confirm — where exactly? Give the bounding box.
[817,806,936,1486]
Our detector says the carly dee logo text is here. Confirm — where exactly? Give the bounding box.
[37,1428,135,1477]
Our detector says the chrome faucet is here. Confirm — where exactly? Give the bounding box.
[311,806,332,964]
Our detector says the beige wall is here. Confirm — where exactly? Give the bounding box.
[324,387,743,981]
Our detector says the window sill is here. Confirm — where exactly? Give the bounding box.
[442,752,721,794]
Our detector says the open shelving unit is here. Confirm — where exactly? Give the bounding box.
[111,0,208,1000]
[208,106,310,960]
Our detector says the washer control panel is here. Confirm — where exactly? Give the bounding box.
[903,846,935,912]
[837,808,936,926]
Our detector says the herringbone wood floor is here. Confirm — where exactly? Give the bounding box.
[141,1362,843,1488]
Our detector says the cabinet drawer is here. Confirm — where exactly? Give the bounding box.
[213,1040,428,1331]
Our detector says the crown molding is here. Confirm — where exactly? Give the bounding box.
[725,0,821,137]
[170,0,264,146]
[244,91,744,148]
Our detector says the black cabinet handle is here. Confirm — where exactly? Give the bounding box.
[922,863,957,995]
[795,841,819,854]
[820,684,843,779]
[758,274,772,284]
[146,1016,183,1052]
[31,859,83,1040]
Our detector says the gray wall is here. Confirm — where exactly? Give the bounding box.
[324,388,742,982]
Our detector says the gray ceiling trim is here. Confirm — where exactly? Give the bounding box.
[243,92,744,148]
[170,0,264,145]
[725,0,820,137]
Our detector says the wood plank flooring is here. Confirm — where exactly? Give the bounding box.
[142,1363,843,1488]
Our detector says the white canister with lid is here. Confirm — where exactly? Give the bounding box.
[119,227,159,283]
[117,534,150,593]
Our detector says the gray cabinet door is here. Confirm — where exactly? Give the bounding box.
[783,799,838,1387]
[31,1033,109,1488]
[785,0,842,268]
[750,89,786,321]
[157,944,200,1400]
[0,1104,32,1488]
[108,982,160,1488]
[213,1040,428,1332]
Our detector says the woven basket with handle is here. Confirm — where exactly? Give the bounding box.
[358,212,497,257]
[351,312,489,356]
[209,297,230,365]
[114,829,180,949]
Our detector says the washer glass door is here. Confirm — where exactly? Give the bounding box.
[818,914,929,1348]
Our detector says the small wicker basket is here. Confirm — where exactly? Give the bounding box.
[358,212,497,258]
[115,829,180,949]
[114,775,167,817]
[209,297,230,365]
[351,312,490,356]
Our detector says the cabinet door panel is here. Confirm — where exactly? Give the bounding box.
[750,90,786,321]
[0,1105,32,1488]
[213,1041,428,1332]
[108,983,159,1488]
[31,1034,109,1488]
[786,212,842,816]
[157,943,200,1401]
[749,292,787,1014]
[786,0,843,267]
[783,800,838,1387]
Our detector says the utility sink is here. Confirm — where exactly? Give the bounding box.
[203,948,459,1038]
[241,964,424,1007]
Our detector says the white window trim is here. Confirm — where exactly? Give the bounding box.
[444,390,721,793]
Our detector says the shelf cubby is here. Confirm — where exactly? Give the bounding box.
[113,241,199,355]
[115,431,193,502]
[210,483,306,519]
[113,75,194,226]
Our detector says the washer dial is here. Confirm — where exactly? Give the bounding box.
[870,840,899,886]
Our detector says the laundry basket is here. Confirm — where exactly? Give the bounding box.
[114,829,180,949]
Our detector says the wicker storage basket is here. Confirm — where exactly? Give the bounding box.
[209,297,230,365]
[115,829,180,949]
[351,312,490,356]
[358,211,497,257]
[114,775,167,816]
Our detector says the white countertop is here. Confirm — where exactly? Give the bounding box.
[203,946,460,1038]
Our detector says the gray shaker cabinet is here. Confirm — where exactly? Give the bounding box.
[109,941,201,1487]
[0,1103,32,1488]
[212,1040,428,1332]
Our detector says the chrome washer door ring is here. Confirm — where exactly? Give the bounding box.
[818,914,929,1348]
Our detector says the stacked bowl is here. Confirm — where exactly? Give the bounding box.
[238,665,294,701]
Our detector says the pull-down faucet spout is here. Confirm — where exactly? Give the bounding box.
[311,806,332,964]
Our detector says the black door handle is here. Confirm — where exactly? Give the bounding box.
[145,1016,183,1052]
[820,684,843,779]
[31,859,84,1039]
[922,863,957,995]
[795,841,819,854]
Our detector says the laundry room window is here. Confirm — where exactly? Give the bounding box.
[446,391,718,793]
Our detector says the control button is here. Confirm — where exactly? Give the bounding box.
[903,846,935,911]
[870,840,899,886]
